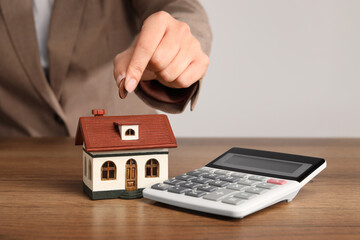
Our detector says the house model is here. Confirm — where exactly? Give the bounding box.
[75,110,177,200]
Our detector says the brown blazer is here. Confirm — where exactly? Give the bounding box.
[0,0,211,137]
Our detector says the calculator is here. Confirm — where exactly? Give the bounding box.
[143,147,326,218]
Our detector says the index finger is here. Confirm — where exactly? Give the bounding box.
[125,12,171,92]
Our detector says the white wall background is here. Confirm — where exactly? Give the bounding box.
[162,0,360,138]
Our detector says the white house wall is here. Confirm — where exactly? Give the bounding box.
[88,149,168,192]
[83,151,93,190]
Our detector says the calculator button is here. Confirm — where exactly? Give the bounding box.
[179,182,201,189]
[198,167,213,172]
[245,187,268,195]
[214,170,230,175]
[151,183,170,191]
[202,173,222,180]
[192,176,213,184]
[186,170,206,177]
[164,179,185,186]
[237,179,258,186]
[208,180,229,187]
[248,175,267,181]
[256,183,278,189]
[231,172,247,178]
[226,183,248,191]
[267,179,287,185]
[185,190,207,198]
[234,192,257,200]
[168,186,192,194]
[175,174,196,181]
[218,175,241,183]
[222,197,245,205]
[203,189,236,201]
[197,185,218,192]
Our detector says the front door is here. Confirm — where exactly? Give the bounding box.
[125,159,137,190]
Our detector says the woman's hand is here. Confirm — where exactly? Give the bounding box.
[113,11,209,97]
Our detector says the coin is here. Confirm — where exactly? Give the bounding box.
[119,78,128,99]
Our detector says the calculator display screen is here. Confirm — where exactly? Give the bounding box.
[211,153,312,178]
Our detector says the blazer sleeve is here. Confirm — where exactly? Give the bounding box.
[130,0,212,113]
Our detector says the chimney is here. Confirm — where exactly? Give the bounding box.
[92,109,106,117]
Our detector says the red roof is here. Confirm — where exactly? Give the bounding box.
[75,114,177,152]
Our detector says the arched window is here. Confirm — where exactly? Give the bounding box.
[84,157,87,177]
[101,161,116,180]
[125,128,135,136]
[88,160,92,180]
[145,159,159,177]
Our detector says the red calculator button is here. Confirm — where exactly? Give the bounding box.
[267,179,287,185]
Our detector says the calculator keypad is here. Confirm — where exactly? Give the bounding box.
[226,183,248,191]
[208,180,229,187]
[151,183,170,191]
[168,186,191,194]
[222,197,245,205]
[203,189,236,201]
[186,170,206,177]
[185,190,207,198]
[197,185,218,192]
[175,174,196,181]
[245,187,268,195]
[237,179,258,186]
[231,172,247,178]
[218,175,241,183]
[267,178,287,185]
[201,173,221,180]
[256,182,278,189]
[192,176,213,184]
[150,167,286,206]
[164,179,185,185]
[214,170,231,175]
[179,182,201,189]
[248,175,267,181]
[234,192,257,200]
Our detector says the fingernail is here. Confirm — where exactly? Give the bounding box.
[116,74,125,87]
[126,78,137,93]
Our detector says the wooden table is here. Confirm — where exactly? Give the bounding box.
[0,138,359,240]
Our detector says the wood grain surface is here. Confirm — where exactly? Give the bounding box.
[0,138,359,240]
